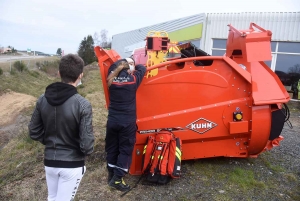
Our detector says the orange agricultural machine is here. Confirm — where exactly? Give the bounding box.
[94,23,291,175]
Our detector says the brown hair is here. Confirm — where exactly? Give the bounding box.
[59,54,84,83]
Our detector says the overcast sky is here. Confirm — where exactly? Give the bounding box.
[0,0,299,54]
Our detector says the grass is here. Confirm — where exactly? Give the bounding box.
[0,56,60,73]
[0,69,59,97]
[190,158,267,191]
[0,129,43,187]
[0,64,106,200]
[228,168,266,190]
[261,158,285,173]
[0,61,299,200]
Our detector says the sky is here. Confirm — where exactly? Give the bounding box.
[0,0,299,54]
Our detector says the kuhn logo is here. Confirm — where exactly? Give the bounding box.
[186,118,217,134]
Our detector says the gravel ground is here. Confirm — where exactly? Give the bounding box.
[74,102,300,201]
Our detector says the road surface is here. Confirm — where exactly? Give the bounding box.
[0,52,46,63]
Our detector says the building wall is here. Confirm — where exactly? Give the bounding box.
[202,12,300,98]
[112,13,205,58]
[111,12,300,98]
[202,12,300,53]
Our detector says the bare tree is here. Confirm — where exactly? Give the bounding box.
[100,29,108,48]
[288,64,300,74]
[93,32,100,46]
[93,29,111,49]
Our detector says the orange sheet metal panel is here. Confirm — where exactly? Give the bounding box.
[94,46,121,108]
[94,23,291,176]
[248,105,271,155]
[251,61,290,105]
[229,121,249,134]
[130,137,250,175]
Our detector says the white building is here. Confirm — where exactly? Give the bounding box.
[0,47,12,54]
[112,12,300,98]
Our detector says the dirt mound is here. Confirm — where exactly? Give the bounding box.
[0,91,36,126]
[0,91,36,149]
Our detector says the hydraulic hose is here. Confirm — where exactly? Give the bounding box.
[283,103,293,129]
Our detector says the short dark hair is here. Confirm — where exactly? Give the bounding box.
[59,54,84,83]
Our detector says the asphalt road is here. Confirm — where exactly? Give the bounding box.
[0,53,45,63]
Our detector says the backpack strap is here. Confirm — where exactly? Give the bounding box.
[141,136,156,174]
[158,142,170,176]
[168,136,182,178]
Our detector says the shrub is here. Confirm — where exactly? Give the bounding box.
[10,69,17,75]
[28,70,40,78]
[13,61,27,72]
[36,61,41,69]
[39,60,60,76]
[0,67,3,75]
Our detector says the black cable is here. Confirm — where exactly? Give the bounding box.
[120,175,144,197]
[282,103,293,129]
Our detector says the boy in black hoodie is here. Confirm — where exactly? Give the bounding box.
[29,54,94,201]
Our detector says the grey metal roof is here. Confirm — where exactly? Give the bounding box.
[112,13,206,57]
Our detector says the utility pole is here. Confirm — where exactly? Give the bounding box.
[10,52,12,72]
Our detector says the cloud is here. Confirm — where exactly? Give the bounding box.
[0,0,299,54]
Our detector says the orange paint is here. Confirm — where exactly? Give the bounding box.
[94,23,289,175]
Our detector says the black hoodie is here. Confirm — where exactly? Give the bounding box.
[45,82,78,106]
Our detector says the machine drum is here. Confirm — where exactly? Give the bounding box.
[269,108,286,140]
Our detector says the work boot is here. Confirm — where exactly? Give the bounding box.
[107,171,114,184]
[109,175,130,192]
